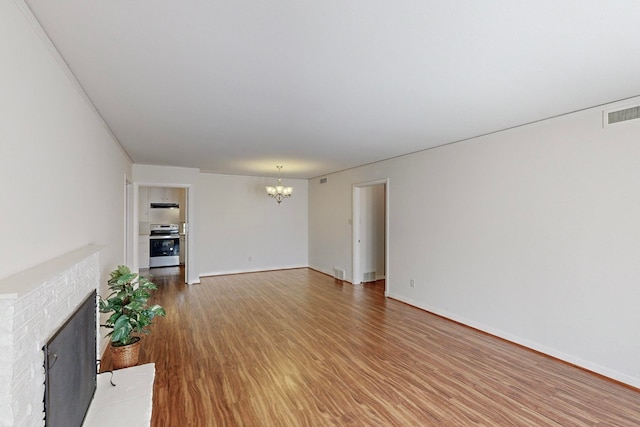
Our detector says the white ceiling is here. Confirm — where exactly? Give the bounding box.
[24,0,640,179]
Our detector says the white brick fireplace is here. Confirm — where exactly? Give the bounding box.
[0,245,102,427]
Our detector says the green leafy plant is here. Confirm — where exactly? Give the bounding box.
[99,265,166,347]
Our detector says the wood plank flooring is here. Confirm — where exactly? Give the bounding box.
[101,268,640,426]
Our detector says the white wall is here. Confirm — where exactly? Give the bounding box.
[0,0,131,283]
[198,173,308,276]
[309,97,640,387]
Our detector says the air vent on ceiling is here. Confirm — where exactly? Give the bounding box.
[605,105,640,126]
[320,177,328,184]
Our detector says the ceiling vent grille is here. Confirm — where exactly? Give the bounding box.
[606,105,640,125]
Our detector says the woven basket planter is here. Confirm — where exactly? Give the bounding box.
[110,338,141,370]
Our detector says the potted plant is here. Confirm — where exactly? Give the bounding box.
[99,265,166,369]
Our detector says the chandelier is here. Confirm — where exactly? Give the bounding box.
[266,165,293,204]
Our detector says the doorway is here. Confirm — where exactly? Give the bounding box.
[135,184,193,284]
[352,179,389,295]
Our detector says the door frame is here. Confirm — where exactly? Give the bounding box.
[133,183,196,284]
[352,178,389,295]
[124,177,134,267]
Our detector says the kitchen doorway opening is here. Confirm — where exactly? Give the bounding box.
[134,184,194,284]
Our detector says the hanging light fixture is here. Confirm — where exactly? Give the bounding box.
[266,165,293,204]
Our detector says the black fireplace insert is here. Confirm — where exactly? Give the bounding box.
[43,290,97,427]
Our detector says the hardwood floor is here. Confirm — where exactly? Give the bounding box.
[102,268,640,426]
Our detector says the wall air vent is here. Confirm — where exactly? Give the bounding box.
[320,178,328,184]
[363,272,376,283]
[605,105,640,126]
[333,267,345,281]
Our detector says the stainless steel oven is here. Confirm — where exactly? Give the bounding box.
[149,224,180,267]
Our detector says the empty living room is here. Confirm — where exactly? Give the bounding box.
[3,1,640,426]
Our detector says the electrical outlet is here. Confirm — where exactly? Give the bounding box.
[410,279,415,288]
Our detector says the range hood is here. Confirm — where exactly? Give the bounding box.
[150,203,179,209]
